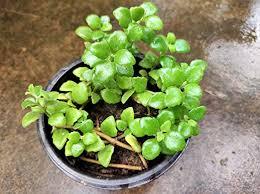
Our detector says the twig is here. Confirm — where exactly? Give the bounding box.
[95,129,134,151]
[80,157,143,171]
[95,116,100,129]
[147,106,151,115]
[115,133,125,140]
[138,153,148,169]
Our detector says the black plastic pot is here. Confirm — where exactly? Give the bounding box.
[36,58,189,190]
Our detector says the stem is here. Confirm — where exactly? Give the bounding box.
[115,133,125,140]
[96,116,100,129]
[80,157,143,171]
[147,106,151,115]
[138,153,148,169]
[95,129,134,151]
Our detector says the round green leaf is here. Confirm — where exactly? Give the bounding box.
[73,67,89,78]
[81,50,102,67]
[185,65,204,83]
[116,63,134,77]
[175,39,190,53]
[165,87,183,108]
[150,35,168,53]
[68,131,81,143]
[52,128,69,150]
[90,41,110,59]
[145,15,163,31]
[82,132,98,145]
[100,115,118,137]
[164,131,186,152]
[190,59,207,72]
[93,62,115,84]
[130,6,144,21]
[91,30,105,41]
[113,7,131,28]
[159,140,176,155]
[75,26,92,41]
[160,120,172,132]
[121,107,134,125]
[134,90,154,107]
[160,55,175,68]
[115,75,132,90]
[157,110,175,125]
[65,108,82,126]
[141,27,156,44]
[48,113,66,127]
[141,2,158,16]
[108,31,128,53]
[148,92,165,109]
[188,106,206,121]
[86,14,102,30]
[129,118,145,137]
[71,141,85,157]
[166,32,176,44]
[71,82,89,104]
[177,121,194,139]
[127,24,143,42]
[116,120,127,131]
[184,83,202,99]
[114,49,136,66]
[142,138,161,160]
[140,117,159,136]
[101,89,121,104]
[85,136,105,152]
[133,77,147,93]
[22,111,40,128]
[183,96,200,110]
[98,145,114,167]
[139,51,158,69]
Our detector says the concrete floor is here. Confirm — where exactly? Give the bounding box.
[0,0,260,193]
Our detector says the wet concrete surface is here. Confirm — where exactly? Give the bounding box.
[0,0,260,193]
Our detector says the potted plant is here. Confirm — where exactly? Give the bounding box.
[21,1,207,189]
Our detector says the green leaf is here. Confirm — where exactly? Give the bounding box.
[148,92,165,109]
[139,51,158,69]
[86,14,102,30]
[141,2,158,16]
[21,97,36,109]
[165,87,183,107]
[108,31,128,53]
[90,40,110,59]
[101,88,121,104]
[140,117,159,136]
[156,131,165,142]
[75,26,92,41]
[175,39,190,53]
[82,132,98,145]
[130,6,144,21]
[145,15,163,31]
[188,106,206,121]
[132,77,147,93]
[164,131,186,152]
[46,101,69,115]
[85,136,105,152]
[100,15,110,23]
[113,7,132,28]
[177,121,194,139]
[159,140,176,155]
[129,118,145,137]
[93,62,115,84]
[159,67,185,88]
[81,69,93,81]
[125,134,141,153]
[101,22,112,31]
[27,84,43,97]
[115,75,132,90]
[91,92,100,104]
[68,131,81,143]
[160,55,176,68]
[115,63,134,77]
[52,128,69,150]
[183,96,200,110]
[98,145,114,167]
[22,111,40,127]
[73,67,89,78]
[74,119,94,134]
[91,30,105,41]
[150,35,168,53]
[116,120,127,131]
[142,138,161,160]
[114,49,136,66]
[101,116,118,137]
[160,120,172,132]
[65,108,82,126]
[127,24,143,42]
[141,27,156,44]
[59,81,77,92]
[190,59,207,72]
[31,106,44,114]
[184,83,202,99]
[71,141,85,157]
[134,90,154,106]
[157,110,175,125]
[71,82,89,104]
[166,32,176,44]
[65,141,74,156]
[81,50,102,67]
[121,89,135,104]
[185,65,204,83]
[121,107,134,125]
[48,113,66,127]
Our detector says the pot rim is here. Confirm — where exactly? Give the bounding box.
[36,58,190,190]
